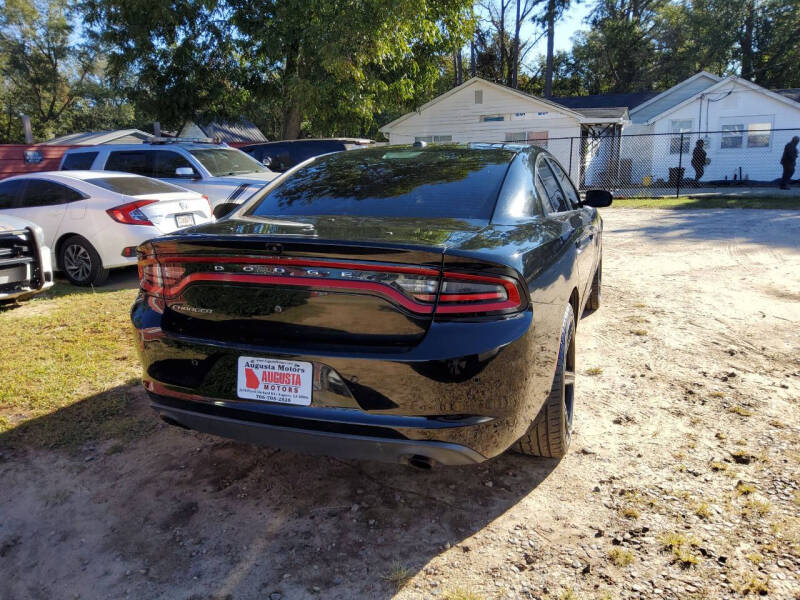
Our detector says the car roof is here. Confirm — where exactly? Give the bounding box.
[242,138,373,147]
[12,170,140,182]
[62,143,232,152]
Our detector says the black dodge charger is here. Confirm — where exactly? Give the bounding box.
[131,144,611,467]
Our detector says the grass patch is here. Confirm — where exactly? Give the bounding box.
[728,405,753,417]
[768,419,785,429]
[607,547,634,566]
[661,532,700,568]
[630,329,648,336]
[443,589,484,600]
[693,501,713,519]
[0,284,145,449]
[585,367,603,376]
[383,563,412,591]
[736,482,757,496]
[736,574,770,596]
[710,461,728,472]
[611,195,800,210]
[741,498,771,519]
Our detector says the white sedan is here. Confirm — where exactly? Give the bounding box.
[0,171,213,286]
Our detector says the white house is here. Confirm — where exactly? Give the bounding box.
[381,73,800,190]
[622,72,800,185]
[379,77,627,177]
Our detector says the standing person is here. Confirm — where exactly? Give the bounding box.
[780,136,799,189]
[691,139,707,183]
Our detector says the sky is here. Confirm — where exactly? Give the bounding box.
[496,1,595,67]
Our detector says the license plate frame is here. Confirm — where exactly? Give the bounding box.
[175,213,195,228]
[236,356,313,405]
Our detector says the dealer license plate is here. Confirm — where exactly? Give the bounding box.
[175,213,195,228]
[237,356,312,405]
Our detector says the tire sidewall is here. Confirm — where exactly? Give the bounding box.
[60,236,103,286]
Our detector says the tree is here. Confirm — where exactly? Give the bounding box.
[0,0,99,140]
[538,0,576,97]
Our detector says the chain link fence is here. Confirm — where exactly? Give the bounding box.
[485,128,799,198]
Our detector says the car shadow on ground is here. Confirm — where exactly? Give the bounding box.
[0,386,560,599]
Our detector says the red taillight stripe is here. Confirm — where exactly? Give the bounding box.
[158,255,440,277]
[438,292,505,302]
[163,273,435,314]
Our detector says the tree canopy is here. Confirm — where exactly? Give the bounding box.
[1,0,798,143]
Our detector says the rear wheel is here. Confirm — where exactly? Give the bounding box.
[60,235,109,286]
[514,304,576,458]
[586,261,601,311]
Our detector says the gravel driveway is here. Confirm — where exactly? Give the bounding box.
[1,208,798,600]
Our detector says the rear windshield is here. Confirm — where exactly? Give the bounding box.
[85,176,186,195]
[189,148,268,177]
[247,147,513,219]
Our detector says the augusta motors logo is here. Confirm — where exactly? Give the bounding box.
[244,366,303,390]
[237,356,312,405]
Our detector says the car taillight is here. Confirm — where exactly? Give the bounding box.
[138,260,185,296]
[434,272,524,315]
[107,200,158,226]
[201,194,212,215]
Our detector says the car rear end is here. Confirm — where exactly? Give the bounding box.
[0,217,54,302]
[131,146,541,465]
[80,174,214,268]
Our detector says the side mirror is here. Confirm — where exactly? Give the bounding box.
[175,167,198,178]
[213,202,239,219]
[583,189,613,208]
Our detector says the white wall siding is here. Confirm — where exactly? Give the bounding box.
[385,82,581,177]
[647,83,800,183]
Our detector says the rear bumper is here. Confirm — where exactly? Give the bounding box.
[132,298,561,461]
[152,399,486,465]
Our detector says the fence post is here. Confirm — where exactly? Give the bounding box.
[568,137,574,181]
[676,132,683,198]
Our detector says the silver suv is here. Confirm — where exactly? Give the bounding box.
[59,139,279,209]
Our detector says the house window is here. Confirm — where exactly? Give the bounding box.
[721,124,744,149]
[527,131,548,145]
[480,114,505,122]
[669,120,692,154]
[505,132,526,142]
[747,123,771,148]
[414,135,453,143]
[474,90,483,104]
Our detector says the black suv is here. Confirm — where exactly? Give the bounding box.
[240,138,373,172]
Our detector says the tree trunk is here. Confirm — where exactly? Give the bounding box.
[282,103,302,139]
[499,1,506,83]
[741,0,755,81]
[544,0,556,97]
[456,51,463,86]
[511,0,521,88]
[470,37,476,77]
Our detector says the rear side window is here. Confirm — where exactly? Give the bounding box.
[106,151,152,176]
[536,160,569,213]
[61,152,98,170]
[547,158,580,209]
[20,180,84,207]
[85,176,186,195]
[0,180,25,209]
[152,151,193,178]
[248,147,514,220]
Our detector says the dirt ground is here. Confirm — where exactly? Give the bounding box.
[1,209,799,600]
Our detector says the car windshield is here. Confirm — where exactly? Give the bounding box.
[189,148,268,176]
[85,176,186,195]
[246,146,514,220]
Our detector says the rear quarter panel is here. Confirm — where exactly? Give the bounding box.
[445,216,583,427]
